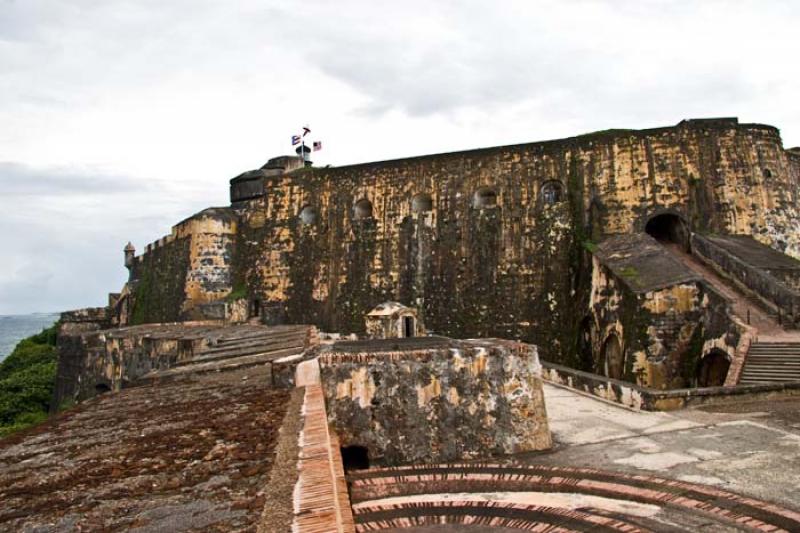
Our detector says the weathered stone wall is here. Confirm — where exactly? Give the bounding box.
[52,308,112,409]
[109,119,800,384]
[128,208,237,324]
[54,324,209,404]
[318,338,551,466]
[235,119,800,367]
[587,235,745,389]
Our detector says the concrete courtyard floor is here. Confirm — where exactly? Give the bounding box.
[528,384,800,509]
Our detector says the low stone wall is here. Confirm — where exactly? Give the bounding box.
[542,362,800,411]
[692,234,800,327]
[53,322,219,405]
[318,337,551,466]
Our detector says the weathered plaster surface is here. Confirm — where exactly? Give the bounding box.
[318,338,551,465]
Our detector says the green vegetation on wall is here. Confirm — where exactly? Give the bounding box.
[0,324,59,437]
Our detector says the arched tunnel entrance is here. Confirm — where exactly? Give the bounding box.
[601,334,624,380]
[696,349,731,387]
[645,213,689,251]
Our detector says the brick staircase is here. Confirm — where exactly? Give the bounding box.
[739,342,800,384]
[346,463,800,531]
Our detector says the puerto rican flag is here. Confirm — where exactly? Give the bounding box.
[291,135,301,146]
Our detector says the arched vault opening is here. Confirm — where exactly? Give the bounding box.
[696,349,730,387]
[645,213,689,251]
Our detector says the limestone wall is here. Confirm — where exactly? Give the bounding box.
[235,119,800,367]
[588,244,746,389]
[318,338,551,466]
[128,208,237,324]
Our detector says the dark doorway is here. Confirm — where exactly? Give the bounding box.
[696,349,730,387]
[403,316,415,338]
[601,334,624,380]
[578,317,594,372]
[95,383,111,394]
[645,213,689,251]
[341,445,370,470]
[250,299,261,318]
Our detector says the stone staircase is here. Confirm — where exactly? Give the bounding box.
[739,342,800,384]
[142,325,314,380]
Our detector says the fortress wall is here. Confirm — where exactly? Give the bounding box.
[236,120,799,366]
[129,208,236,324]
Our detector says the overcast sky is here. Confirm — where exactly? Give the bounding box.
[1,0,799,315]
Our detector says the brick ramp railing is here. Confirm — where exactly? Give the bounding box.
[292,384,355,533]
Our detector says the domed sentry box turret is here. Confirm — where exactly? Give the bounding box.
[229,170,267,204]
[229,156,306,205]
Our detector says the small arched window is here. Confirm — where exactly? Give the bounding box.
[411,193,433,213]
[473,187,497,209]
[354,198,373,220]
[763,168,772,179]
[299,205,317,225]
[541,181,564,205]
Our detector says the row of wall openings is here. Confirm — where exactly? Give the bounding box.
[297,182,565,224]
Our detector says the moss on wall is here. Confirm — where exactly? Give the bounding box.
[129,238,191,324]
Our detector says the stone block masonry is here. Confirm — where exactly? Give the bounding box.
[318,337,551,466]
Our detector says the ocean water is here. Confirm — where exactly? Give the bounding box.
[0,313,60,362]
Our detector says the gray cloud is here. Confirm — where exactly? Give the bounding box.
[1,0,800,314]
[0,162,151,196]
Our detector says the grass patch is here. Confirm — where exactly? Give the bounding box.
[618,266,639,279]
[0,324,58,437]
[225,283,248,302]
[582,240,598,253]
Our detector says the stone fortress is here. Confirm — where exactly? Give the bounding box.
[5,117,800,532]
[101,116,799,391]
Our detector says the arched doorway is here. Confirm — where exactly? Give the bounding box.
[601,334,624,380]
[696,349,730,387]
[645,213,689,251]
[578,317,594,372]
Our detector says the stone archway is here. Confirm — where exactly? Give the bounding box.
[696,349,731,387]
[645,213,689,251]
[601,333,624,380]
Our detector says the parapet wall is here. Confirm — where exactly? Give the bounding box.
[318,337,551,466]
[692,234,800,327]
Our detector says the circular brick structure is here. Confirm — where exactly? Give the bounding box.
[348,463,800,532]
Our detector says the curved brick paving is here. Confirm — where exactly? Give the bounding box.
[347,463,800,532]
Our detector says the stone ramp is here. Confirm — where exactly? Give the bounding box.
[141,324,314,381]
[662,242,785,335]
[661,241,800,383]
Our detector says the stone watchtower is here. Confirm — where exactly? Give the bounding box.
[124,242,135,270]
